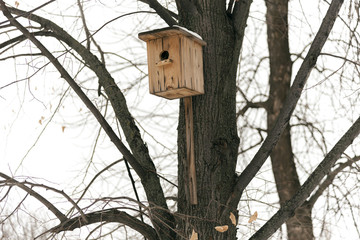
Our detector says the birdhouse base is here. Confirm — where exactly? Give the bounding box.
[152,87,203,100]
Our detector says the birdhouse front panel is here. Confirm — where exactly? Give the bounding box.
[139,26,206,100]
[147,35,182,98]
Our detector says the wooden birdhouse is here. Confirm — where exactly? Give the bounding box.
[138,26,206,100]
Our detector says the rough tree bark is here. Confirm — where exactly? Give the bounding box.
[0,0,350,239]
[265,0,314,239]
[175,1,251,239]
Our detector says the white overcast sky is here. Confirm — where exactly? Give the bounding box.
[0,0,359,239]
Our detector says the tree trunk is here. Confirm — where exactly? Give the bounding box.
[176,2,243,239]
[265,0,314,239]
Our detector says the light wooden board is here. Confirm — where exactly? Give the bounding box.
[184,97,197,205]
[154,88,203,100]
[139,26,206,46]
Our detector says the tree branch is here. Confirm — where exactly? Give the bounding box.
[232,0,252,40]
[139,0,178,19]
[224,0,344,215]
[72,159,123,209]
[0,31,53,51]
[227,0,235,14]
[0,0,55,25]
[0,172,67,223]
[237,101,267,117]
[22,181,88,223]
[250,114,360,239]
[138,0,177,26]
[1,4,175,237]
[0,2,146,180]
[76,0,91,50]
[231,0,253,81]
[0,52,42,61]
[308,155,360,207]
[320,52,360,66]
[50,208,158,240]
[175,0,201,15]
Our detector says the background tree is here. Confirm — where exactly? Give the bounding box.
[1,0,359,239]
[265,0,313,238]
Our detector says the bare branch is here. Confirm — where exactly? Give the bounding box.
[0,52,42,61]
[0,172,67,223]
[231,0,253,78]
[76,0,91,50]
[76,0,106,95]
[0,1,146,179]
[225,0,345,214]
[22,181,88,224]
[237,101,267,117]
[70,159,123,215]
[0,31,52,52]
[124,159,145,224]
[238,128,265,155]
[0,4,175,237]
[139,0,177,26]
[320,52,360,66]
[0,192,28,223]
[227,0,235,14]
[139,0,178,19]
[308,156,360,207]
[0,0,55,25]
[250,113,360,239]
[232,0,252,39]
[50,208,158,240]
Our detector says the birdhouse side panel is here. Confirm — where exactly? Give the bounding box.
[181,37,204,94]
[194,42,204,94]
[147,39,165,94]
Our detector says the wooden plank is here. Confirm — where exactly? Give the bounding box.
[193,42,204,94]
[155,59,172,67]
[162,36,181,91]
[147,39,164,94]
[138,26,206,46]
[181,36,194,91]
[155,88,204,100]
[184,97,197,205]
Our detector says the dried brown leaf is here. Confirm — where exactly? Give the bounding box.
[39,116,45,125]
[214,225,228,232]
[190,229,198,240]
[229,212,237,226]
[248,211,258,223]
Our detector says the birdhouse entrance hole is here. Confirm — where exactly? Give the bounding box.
[160,50,169,60]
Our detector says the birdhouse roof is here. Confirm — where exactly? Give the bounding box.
[138,26,206,46]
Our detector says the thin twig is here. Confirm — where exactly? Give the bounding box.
[226,0,345,216]
[0,172,67,222]
[0,1,146,179]
[0,0,55,25]
[124,159,145,224]
[22,181,88,223]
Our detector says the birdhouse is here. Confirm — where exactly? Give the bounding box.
[138,26,206,100]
